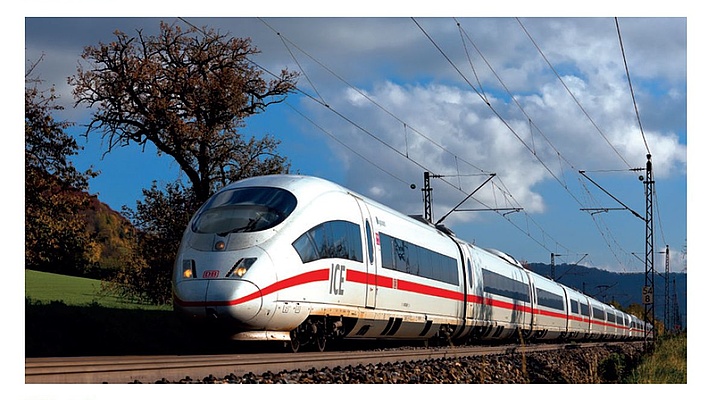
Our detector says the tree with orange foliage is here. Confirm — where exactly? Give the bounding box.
[70,21,299,204]
[26,58,98,275]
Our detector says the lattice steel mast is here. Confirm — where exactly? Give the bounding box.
[643,154,655,348]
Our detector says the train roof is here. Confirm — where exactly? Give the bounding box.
[230,175,531,257]
[227,174,460,235]
[228,174,337,189]
[226,174,352,201]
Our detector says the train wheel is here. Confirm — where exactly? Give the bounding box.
[314,317,328,352]
[289,331,300,353]
[316,333,327,352]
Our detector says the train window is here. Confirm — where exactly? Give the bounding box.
[365,220,374,264]
[417,246,433,278]
[481,269,530,303]
[379,233,458,285]
[580,303,590,317]
[392,238,411,273]
[570,300,579,314]
[536,288,564,311]
[593,307,604,320]
[607,312,615,322]
[292,234,318,263]
[292,220,363,263]
[192,187,297,234]
[380,236,393,269]
[467,260,473,289]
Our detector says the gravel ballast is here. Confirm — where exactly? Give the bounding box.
[142,343,644,384]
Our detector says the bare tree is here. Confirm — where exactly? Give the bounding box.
[70,21,299,203]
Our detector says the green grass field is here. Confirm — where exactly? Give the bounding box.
[25,269,169,310]
[25,269,198,357]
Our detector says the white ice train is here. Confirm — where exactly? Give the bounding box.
[172,175,647,351]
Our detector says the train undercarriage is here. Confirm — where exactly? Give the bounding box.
[285,315,461,352]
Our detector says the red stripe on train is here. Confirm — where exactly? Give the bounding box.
[174,269,329,307]
[175,268,634,331]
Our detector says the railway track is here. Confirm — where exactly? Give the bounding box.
[25,341,625,383]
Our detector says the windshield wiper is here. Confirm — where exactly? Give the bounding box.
[217,214,264,236]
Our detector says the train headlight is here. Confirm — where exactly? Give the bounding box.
[227,257,257,278]
[182,259,196,279]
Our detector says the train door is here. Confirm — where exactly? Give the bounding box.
[560,285,571,337]
[582,298,592,337]
[467,248,487,331]
[523,270,537,330]
[516,268,533,334]
[353,196,377,309]
[465,256,476,322]
[450,244,474,340]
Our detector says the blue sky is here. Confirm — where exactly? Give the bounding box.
[22,14,690,277]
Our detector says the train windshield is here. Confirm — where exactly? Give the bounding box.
[191,187,297,235]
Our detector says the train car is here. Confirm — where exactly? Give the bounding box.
[613,309,626,339]
[172,174,643,351]
[602,303,618,339]
[528,272,569,340]
[464,245,533,341]
[342,192,467,343]
[586,297,609,339]
[630,315,644,339]
[565,288,593,340]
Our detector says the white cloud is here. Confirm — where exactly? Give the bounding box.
[301,33,686,235]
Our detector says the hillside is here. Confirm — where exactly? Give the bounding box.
[81,195,138,276]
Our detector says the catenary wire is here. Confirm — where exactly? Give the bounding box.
[516,17,634,170]
[261,17,579,257]
[449,18,662,271]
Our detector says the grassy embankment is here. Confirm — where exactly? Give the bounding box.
[25,269,220,357]
[626,334,687,384]
[25,269,169,310]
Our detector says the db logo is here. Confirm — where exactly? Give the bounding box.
[202,270,220,278]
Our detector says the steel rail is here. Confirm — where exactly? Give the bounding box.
[25,341,630,384]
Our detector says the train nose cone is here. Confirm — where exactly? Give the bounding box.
[173,279,264,324]
[206,279,263,322]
